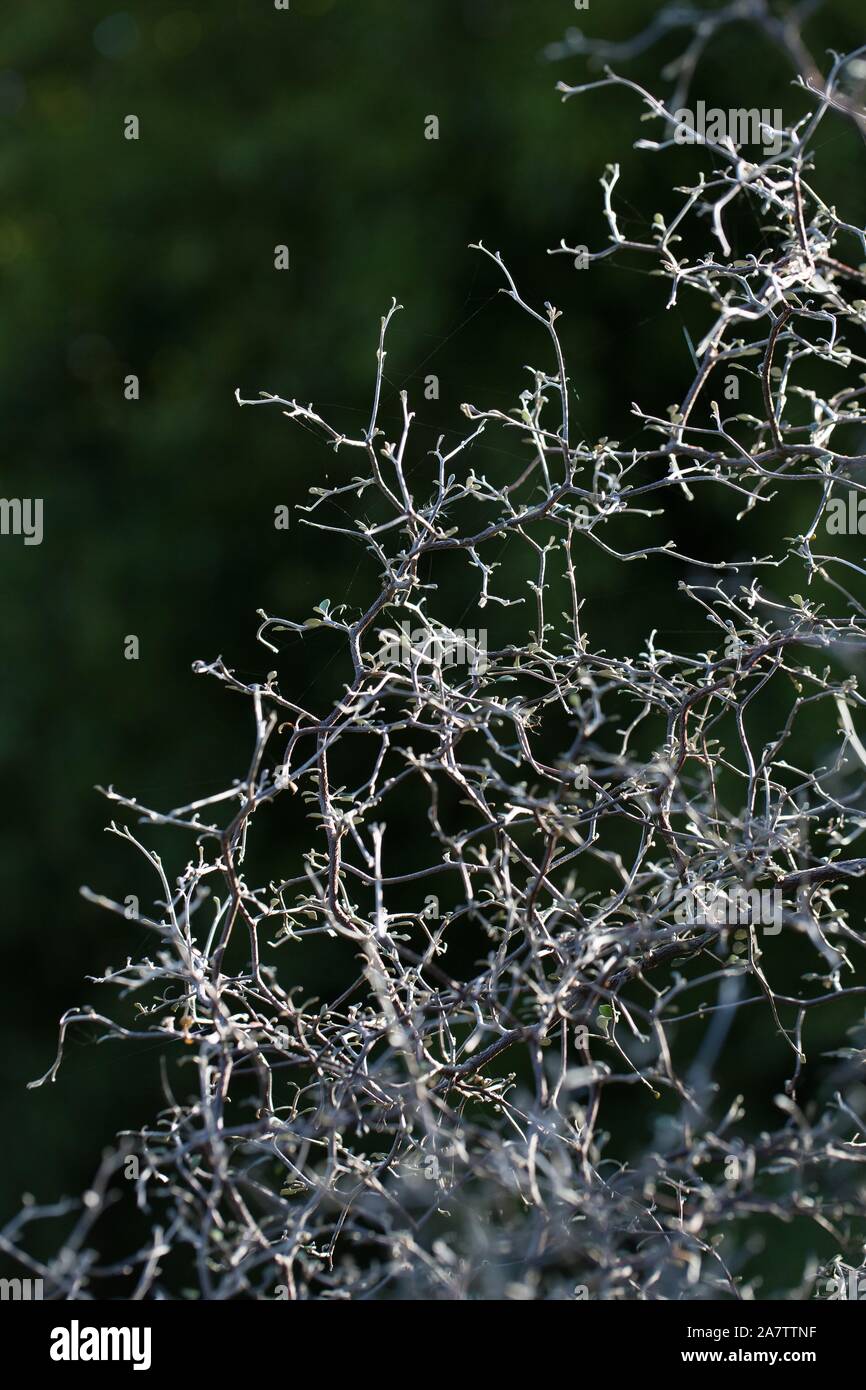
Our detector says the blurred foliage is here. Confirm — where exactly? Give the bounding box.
[1,0,865,1295]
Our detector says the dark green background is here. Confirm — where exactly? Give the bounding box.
[2,0,865,1296]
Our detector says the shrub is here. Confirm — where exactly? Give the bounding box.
[6,2,866,1300]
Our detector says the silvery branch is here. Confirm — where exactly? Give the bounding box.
[8,3,866,1301]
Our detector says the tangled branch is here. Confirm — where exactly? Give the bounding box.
[8,2,866,1301]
